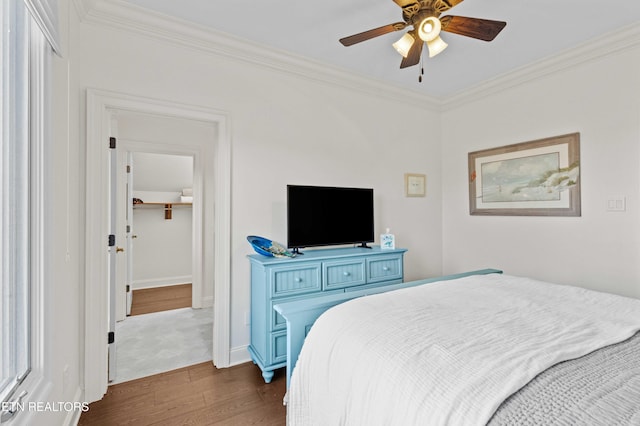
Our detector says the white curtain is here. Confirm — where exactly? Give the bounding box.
[23,0,61,54]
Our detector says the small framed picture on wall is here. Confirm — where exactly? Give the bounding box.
[405,173,426,197]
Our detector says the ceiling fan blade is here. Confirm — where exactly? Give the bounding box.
[440,15,507,41]
[339,22,407,46]
[400,37,423,69]
[443,0,464,9]
[393,0,419,7]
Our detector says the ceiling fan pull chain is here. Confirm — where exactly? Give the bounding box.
[418,46,425,83]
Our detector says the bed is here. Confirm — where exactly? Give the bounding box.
[280,271,640,425]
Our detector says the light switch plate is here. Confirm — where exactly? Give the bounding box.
[607,197,626,212]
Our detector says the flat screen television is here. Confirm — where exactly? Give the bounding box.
[287,185,374,253]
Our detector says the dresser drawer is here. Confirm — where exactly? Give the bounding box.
[270,289,343,332]
[367,255,403,283]
[272,305,287,332]
[270,264,322,298]
[269,330,287,365]
[323,258,366,290]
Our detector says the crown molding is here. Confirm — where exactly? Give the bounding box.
[71,0,94,21]
[78,0,441,111]
[440,23,640,111]
[75,0,640,113]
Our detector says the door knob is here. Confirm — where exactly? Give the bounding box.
[116,247,124,253]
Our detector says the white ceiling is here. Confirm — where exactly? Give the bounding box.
[121,0,640,98]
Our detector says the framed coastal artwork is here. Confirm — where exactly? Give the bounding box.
[468,133,580,216]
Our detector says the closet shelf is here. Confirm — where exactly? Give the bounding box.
[133,202,192,220]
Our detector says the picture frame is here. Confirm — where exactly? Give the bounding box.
[405,173,426,197]
[468,133,580,216]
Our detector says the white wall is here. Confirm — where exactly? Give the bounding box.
[72,4,442,357]
[131,207,192,288]
[442,46,640,299]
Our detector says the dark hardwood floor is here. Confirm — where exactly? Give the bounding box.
[78,362,286,425]
[130,283,192,316]
[79,283,286,425]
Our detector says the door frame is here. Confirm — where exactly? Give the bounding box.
[84,89,231,402]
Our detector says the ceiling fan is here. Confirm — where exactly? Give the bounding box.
[339,0,507,70]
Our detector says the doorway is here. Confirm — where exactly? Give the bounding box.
[84,90,232,403]
[127,152,194,302]
[114,149,212,384]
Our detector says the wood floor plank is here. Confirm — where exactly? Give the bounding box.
[130,284,192,316]
[130,393,207,426]
[99,369,193,407]
[153,375,218,405]
[79,362,286,425]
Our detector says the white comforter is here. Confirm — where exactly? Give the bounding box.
[287,274,640,426]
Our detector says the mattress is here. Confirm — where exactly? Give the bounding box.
[287,274,640,425]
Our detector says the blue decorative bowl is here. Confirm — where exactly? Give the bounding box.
[247,235,295,258]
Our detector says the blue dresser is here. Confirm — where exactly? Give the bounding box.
[247,246,407,383]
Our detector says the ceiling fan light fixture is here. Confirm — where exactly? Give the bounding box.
[426,36,448,57]
[339,4,507,70]
[392,33,415,58]
[418,16,441,42]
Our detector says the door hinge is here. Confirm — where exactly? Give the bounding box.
[126,225,130,233]
[108,331,115,344]
[126,284,130,292]
[108,234,115,247]
[109,137,116,149]
[126,165,131,173]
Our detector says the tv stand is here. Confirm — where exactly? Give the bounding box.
[247,246,407,383]
[358,243,372,249]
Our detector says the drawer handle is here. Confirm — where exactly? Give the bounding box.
[294,277,302,283]
[382,266,390,271]
[343,271,351,276]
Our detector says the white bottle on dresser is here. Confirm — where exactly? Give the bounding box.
[380,228,395,250]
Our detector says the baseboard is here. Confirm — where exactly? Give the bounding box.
[63,387,85,426]
[229,345,251,367]
[132,276,192,290]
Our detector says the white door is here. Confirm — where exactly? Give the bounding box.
[108,136,118,382]
[115,148,130,321]
[126,152,134,316]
